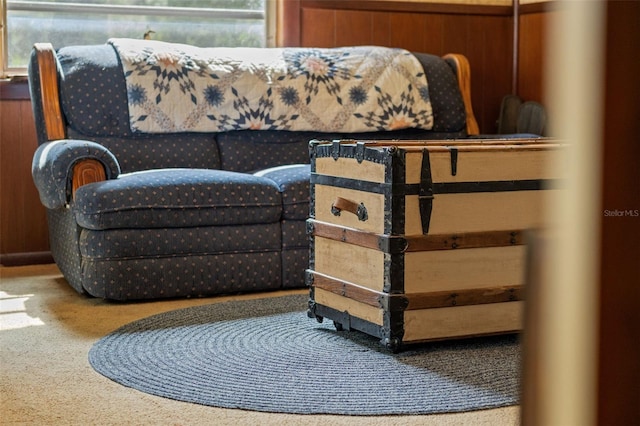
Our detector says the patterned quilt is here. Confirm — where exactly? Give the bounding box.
[108,38,433,134]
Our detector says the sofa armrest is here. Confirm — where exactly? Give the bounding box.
[443,53,480,136]
[32,140,121,209]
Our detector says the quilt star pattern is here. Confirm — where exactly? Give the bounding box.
[108,38,434,134]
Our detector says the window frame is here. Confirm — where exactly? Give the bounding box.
[0,0,276,79]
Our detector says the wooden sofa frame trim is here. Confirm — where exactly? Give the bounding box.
[444,53,480,136]
[33,43,480,197]
[34,43,66,141]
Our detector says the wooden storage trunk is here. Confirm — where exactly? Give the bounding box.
[307,138,564,351]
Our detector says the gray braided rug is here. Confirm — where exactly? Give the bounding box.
[89,294,521,415]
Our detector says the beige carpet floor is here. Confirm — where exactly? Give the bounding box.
[1,264,520,425]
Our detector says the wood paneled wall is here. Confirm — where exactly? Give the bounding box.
[0,84,51,265]
[517,2,564,107]
[280,0,515,134]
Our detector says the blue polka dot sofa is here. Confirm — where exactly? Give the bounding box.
[28,40,479,300]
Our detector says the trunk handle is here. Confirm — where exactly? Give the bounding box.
[331,197,368,222]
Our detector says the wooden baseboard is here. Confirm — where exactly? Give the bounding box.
[0,252,54,266]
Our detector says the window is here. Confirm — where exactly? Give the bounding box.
[1,0,274,78]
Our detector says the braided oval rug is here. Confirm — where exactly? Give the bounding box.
[89,294,520,415]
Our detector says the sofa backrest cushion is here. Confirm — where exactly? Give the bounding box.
[55,45,466,135]
[57,45,131,137]
[413,53,466,133]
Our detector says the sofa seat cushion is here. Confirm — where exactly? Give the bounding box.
[73,168,282,230]
[254,164,311,220]
[79,223,282,260]
[79,224,284,299]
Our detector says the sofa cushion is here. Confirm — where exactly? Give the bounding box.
[78,218,285,300]
[55,45,465,138]
[413,53,467,133]
[73,169,282,230]
[79,223,282,259]
[281,219,309,288]
[57,45,131,137]
[254,164,311,220]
